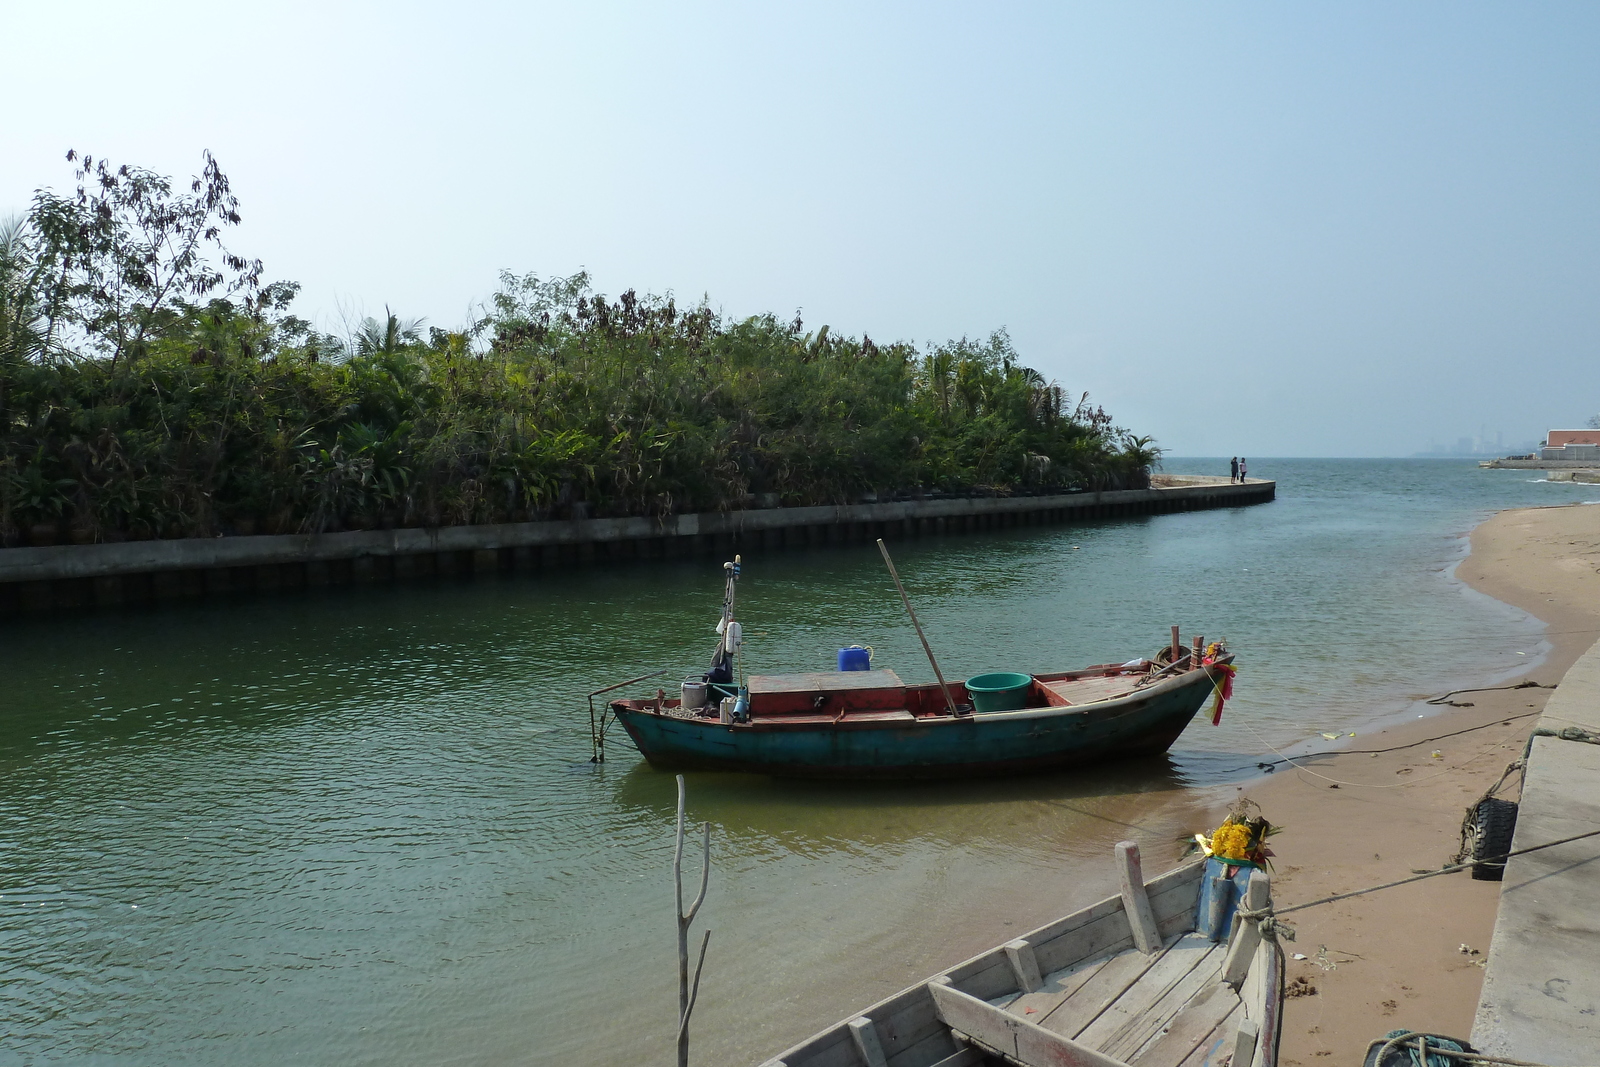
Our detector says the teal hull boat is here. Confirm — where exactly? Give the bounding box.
[596,554,1235,780]
[609,661,1228,780]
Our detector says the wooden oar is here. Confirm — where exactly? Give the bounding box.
[876,539,962,717]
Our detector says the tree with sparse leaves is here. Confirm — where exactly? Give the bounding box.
[27,150,264,364]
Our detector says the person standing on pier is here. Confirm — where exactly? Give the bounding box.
[1239,458,1248,482]
[1230,457,1239,483]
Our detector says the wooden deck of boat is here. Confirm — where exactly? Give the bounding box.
[979,933,1243,1067]
[1041,675,1141,706]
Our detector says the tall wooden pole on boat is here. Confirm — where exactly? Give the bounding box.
[876,539,962,716]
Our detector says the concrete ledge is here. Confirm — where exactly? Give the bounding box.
[0,479,1273,614]
[1472,639,1600,1063]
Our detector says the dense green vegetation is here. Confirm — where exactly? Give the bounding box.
[0,153,1159,546]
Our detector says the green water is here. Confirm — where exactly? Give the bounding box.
[1,460,1592,1065]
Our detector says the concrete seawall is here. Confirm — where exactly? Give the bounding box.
[1472,637,1600,1061]
[1479,459,1600,470]
[0,477,1273,616]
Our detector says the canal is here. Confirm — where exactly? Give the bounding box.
[0,460,1582,1065]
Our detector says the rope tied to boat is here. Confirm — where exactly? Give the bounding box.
[1234,905,1296,943]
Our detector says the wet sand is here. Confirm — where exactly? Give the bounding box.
[1246,502,1600,1065]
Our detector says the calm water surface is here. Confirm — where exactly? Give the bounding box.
[1,460,1592,1065]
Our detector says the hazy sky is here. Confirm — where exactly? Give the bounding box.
[5,2,1597,456]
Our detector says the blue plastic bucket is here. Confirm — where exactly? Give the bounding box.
[964,672,1033,712]
[837,646,872,671]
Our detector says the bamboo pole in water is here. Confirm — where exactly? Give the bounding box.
[674,774,711,1067]
[876,539,961,717]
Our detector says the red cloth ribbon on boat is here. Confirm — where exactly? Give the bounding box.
[1203,658,1237,725]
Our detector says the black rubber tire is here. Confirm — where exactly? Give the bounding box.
[1470,797,1518,881]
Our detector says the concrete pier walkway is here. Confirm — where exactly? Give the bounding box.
[1472,639,1600,1062]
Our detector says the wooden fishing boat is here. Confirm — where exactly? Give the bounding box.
[609,661,1230,779]
[757,843,1282,1067]
[595,556,1236,779]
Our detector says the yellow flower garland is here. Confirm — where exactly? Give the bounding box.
[1195,815,1274,865]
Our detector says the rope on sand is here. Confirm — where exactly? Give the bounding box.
[1235,680,1557,780]
[1236,717,1518,790]
[1426,680,1556,707]
[1272,826,1600,918]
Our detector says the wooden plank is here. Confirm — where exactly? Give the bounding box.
[1127,981,1240,1067]
[942,951,1018,1002]
[1039,939,1175,1039]
[1020,860,1200,977]
[1222,870,1268,988]
[748,670,905,692]
[1104,950,1228,1062]
[925,1048,984,1067]
[1243,939,1279,1067]
[1145,858,1205,901]
[1042,676,1137,705]
[1033,897,1131,975]
[850,1017,890,1067]
[1002,952,1115,1019]
[869,988,945,1064]
[885,1025,963,1067]
[1075,935,1216,1051]
[1149,877,1205,941]
[1005,939,1044,994]
[1230,1019,1259,1067]
[771,1032,862,1067]
[1101,948,1227,1061]
[1173,1006,1242,1067]
[1024,888,1125,946]
[1116,842,1162,955]
[768,1015,883,1067]
[928,982,1129,1067]
[841,710,918,724]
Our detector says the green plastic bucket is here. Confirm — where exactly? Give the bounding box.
[964,672,1034,713]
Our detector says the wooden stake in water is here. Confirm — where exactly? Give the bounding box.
[674,774,711,1067]
[876,539,961,717]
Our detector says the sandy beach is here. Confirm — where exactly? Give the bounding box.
[1233,502,1600,1065]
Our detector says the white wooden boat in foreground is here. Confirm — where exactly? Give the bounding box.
[759,843,1281,1067]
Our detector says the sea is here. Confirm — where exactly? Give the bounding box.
[0,459,1592,1066]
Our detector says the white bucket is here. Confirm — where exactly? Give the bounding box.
[681,679,708,710]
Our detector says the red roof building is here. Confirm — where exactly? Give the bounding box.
[1547,429,1600,447]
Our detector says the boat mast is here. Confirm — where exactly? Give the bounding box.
[710,555,742,682]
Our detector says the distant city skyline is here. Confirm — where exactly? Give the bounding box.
[4,2,1599,457]
[1415,428,1541,459]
